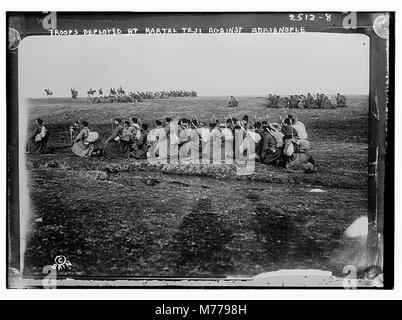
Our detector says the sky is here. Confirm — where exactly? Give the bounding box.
[19,32,369,97]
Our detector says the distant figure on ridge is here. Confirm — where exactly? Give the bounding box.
[228,95,239,107]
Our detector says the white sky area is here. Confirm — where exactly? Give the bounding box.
[19,33,369,97]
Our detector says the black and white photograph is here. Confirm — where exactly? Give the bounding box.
[6,11,393,289]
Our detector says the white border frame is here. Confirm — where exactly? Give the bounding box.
[1,0,400,300]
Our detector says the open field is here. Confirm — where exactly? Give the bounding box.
[23,95,369,278]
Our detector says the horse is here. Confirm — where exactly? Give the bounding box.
[87,89,96,97]
[44,89,53,97]
[71,88,78,99]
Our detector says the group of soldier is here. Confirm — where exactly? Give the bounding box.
[27,111,314,173]
[69,87,197,103]
[65,113,314,172]
[267,93,347,109]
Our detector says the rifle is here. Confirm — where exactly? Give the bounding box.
[69,127,73,145]
[229,114,235,127]
[190,122,202,140]
[194,114,200,126]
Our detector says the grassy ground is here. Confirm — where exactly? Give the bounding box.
[23,95,368,278]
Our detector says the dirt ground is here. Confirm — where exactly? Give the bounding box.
[22,95,369,278]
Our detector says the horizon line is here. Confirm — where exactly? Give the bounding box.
[26,93,369,99]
